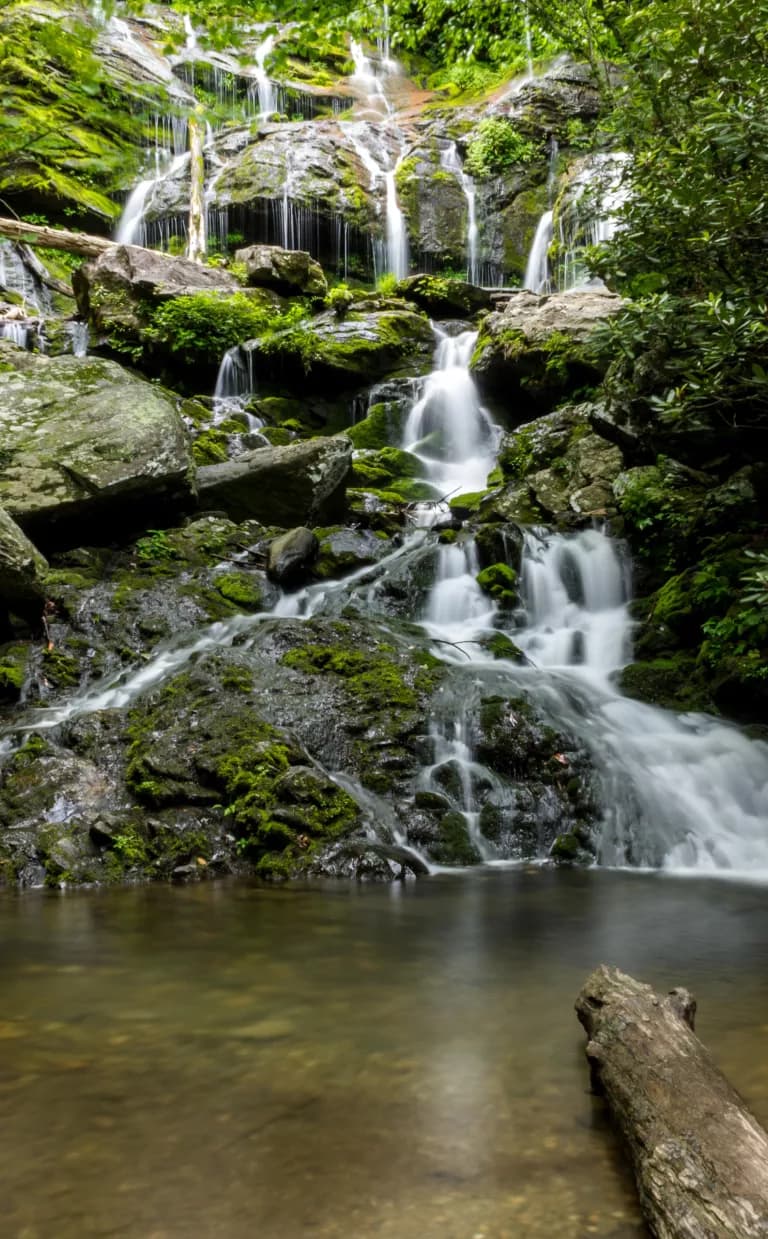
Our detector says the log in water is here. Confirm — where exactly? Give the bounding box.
[576,965,768,1239]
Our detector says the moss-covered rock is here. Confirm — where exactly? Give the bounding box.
[471,290,622,412]
[0,343,195,550]
[242,307,434,393]
[476,562,518,606]
[396,275,492,319]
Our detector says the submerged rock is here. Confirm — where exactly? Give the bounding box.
[197,435,352,526]
[0,343,195,548]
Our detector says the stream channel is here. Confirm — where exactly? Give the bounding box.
[3,324,768,1236]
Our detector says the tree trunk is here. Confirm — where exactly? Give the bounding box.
[576,965,768,1239]
[0,217,112,258]
[186,108,207,262]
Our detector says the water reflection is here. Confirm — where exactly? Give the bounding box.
[1,870,767,1238]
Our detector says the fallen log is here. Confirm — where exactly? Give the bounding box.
[576,965,768,1239]
[0,216,112,259]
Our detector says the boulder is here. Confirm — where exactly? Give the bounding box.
[0,507,48,609]
[197,435,352,526]
[470,290,623,412]
[482,404,624,525]
[73,244,239,331]
[0,343,195,548]
[235,244,327,298]
[241,306,434,393]
[267,526,318,584]
[396,275,492,319]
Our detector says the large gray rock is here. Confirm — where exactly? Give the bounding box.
[471,290,623,412]
[73,244,239,329]
[197,436,352,526]
[0,507,48,608]
[235,244,327,297]
[0,343,195,547]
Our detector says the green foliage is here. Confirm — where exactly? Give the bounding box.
[376,273,400,297]
[146,293,308,363]
[326,281,354,317]
[465,120,537,178]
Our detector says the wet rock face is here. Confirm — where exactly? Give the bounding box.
[197,435,353,526]
[470,290,623,413]
[0,343,195,549]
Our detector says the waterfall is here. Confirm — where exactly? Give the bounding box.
[349,38,391,118]
[67,322,89,358]
[402,327,498,503]
[523,138,558,292]
[508,530,768,874]
[523,1,534,77]
[0,241,51,312]
[440,143,479,284]
[523,210,553,294]
[385,164,409,280]
[183,13,198,50]
[254,34,276,118]
[1,321,30,348]
[212,346,263,431]
[556,152,631,291]
[115,150,190,246]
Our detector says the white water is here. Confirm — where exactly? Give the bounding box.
[523,209,553,294]
[67,321,90,357]
[441,143,479,284]
[414,515,768,876]
[1,320,30,348]
[385,163,409,280]
[183,13,198,50]
[254,34,276,118]
[350,37,391,118]
[402,327,498,504]
[0,240,50,312]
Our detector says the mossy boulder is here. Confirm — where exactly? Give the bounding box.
[470,290,622,412]
[476,562,518,607]
[0,343,195,549]
[482,404,623,526]
[313,527,390,580]
[241,307,434,394]
[396,275,492,319]
[235,244,327,298]
[0,506,48,610]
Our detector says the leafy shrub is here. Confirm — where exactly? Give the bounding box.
[146,293,308,362]
[465,119,537,177]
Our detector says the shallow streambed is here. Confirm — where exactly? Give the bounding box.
[2,869,768,1238]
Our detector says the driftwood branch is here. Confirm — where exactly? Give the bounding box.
[576,965,768,1239]
[0,216,113,259]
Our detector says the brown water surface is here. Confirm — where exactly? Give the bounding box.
[2,869,768,1238]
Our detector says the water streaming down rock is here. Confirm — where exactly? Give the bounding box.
[556,152,630,290]
[523,209,553,294]
[402,327,499,503]
[0,241,51,312]
[253,34,276,118]
[67,321,90,358]
[440,143,479,284]
[212,346,263,429]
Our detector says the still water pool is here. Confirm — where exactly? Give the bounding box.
[2,869,768,1238]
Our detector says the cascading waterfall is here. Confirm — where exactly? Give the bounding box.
[440,143,479,284]
[0,241,51,313]
[402,327,499,502]
[523,137,558,292]
[253,33,276,118]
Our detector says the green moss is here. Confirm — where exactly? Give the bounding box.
[282,645,418,711]
[618,656,706,712]
[433,811,482,866]
[212,571,263,612]
[0,643,30,701]
[192,428,230,465]
[478,632,524,660]
[476,562,518,606]
[42,647,80,688]
[347,404,403,450]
